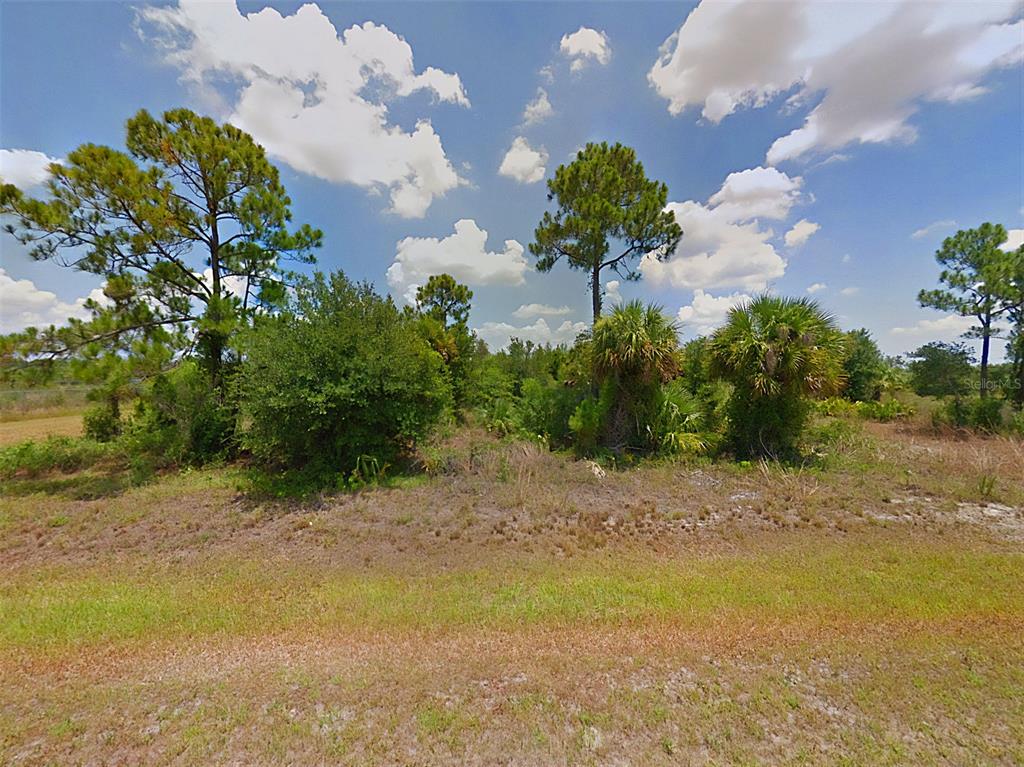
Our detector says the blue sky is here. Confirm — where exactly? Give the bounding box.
[1,0,1022,358]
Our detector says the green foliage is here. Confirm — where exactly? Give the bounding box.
[907,342,975,397]
[131,361,236,464]
[530,142,682,324]
[808,418,863,452]
[0,107,321,389]
[592,301,680,385]
[855,399,916,422]
[412,274,477,407]
[518,377,581,445]
[918,223,1019,396]
[82,403,122,443]
[568,384,614,455]
[710,295,846,459]
[589,301,682,451]
[814,397,915,422]
[841,329,885,401]
[236,271,451,477]
[1009,409,1024,437]
[933,397,1005,433]
[416,274,473,327]
[814,397,858,418]
[648,380,714,455]
[470,338,588,443]
[0,437,117,479]
[415,315,477,408]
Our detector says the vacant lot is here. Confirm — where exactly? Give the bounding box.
[2,420,1022,765]
[0,414,83,447]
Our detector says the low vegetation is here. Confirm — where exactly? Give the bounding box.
[1,108,1022,764]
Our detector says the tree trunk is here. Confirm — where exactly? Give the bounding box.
[980,315,991,399]
[591,265,602,327]
[1013,332,1024,408]
[1016,352,1024,407]
[207,215,224,391]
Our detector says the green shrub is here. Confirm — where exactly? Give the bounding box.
[815,397,858,418]
[709,295,845,460]
[120,361,234,466]
[0,437,117,479]
[841,329,885,401]
[517,377,581,445]
[908,342,974,397]
[646,379,712,455]
[591,302,681,451]
[236,271,451,477]
[82,403,122,442]
[808,418,863,452]
[1009,410,1024,437]
[933,396,1005,432]
[568,385,613,455]
[726,392,811,461]
[855,399,915,422]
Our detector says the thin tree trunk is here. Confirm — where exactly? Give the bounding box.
[980,315,991,399]
[207,209,224,391]
[591,265,602,327]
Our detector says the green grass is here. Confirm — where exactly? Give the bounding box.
[3,541,1021,653]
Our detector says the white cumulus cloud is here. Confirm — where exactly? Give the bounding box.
[676,289,751,335]
[512,303,572,320]
[387,219,529,304]
[649,1,1023,164]
[0,269,106,333]
[891,314,975,339]
[560,26,611,72]
[785,219,820,247]
[522,87,554,125]
[475,318,587,351]
[0,149,61,189]
[806,282,827,294]
[708,166,804,221]
[1001,228,1024,251]
[499,137,548,184]
[641,166,804,292]
[605,280,623,307]
[139,1,469,218]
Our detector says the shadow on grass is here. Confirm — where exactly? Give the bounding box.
[0,470,135,500]
[238,462,430,503]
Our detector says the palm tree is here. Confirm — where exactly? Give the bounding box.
[592,300,680,385]
[709,294,845,458]
[590,301,681,449]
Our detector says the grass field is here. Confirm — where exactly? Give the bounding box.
[1,417,1022,765]
[0,413,83,447]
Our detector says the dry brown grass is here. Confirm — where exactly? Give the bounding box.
[0,413,83,446]
[3,618,1021,766]
[1,419,1022,765]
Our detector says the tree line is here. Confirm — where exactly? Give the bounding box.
[1,109,1022,485]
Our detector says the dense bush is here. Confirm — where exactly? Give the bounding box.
[236,271,451,476]
[82,402,122,442]
[0,436,117,479]
[841,329,885,401]
[590,301,682,452]
[647,379,716,455]
[129,361,236,464]
[710,295,845,459]
[856,399,915,422]
[472,337,589,446]
[517,376,582,445]
[908,342,974,397]
[933,396,1005,432]
[815,397,915,422]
